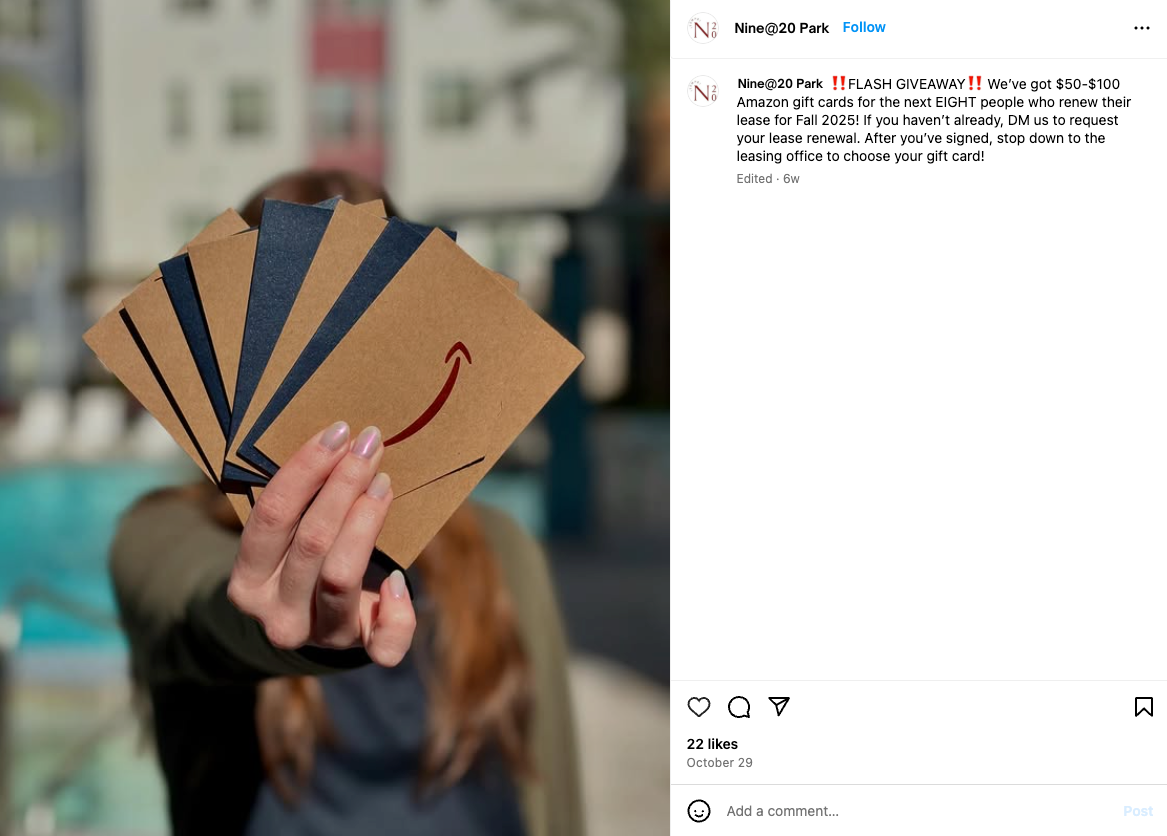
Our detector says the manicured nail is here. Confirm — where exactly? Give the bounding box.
[320,421,349,451]
[367,472,392,499]
[388,570,408,600]
[354,426,381,459]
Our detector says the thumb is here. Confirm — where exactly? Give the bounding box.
[364,571,416,667]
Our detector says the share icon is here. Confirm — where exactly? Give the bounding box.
[768,697,790,717]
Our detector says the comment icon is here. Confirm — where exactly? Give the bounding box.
[727,696,751,718]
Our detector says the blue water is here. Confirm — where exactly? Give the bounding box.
[0,463,543,650]
[0,463,186,650]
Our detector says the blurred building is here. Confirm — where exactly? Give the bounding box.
[0,0,86,400]
[83,0,309,280]
[310,0,388,181]
[1,0,634,408]
[80,0,627,270]
[389,0,623,217]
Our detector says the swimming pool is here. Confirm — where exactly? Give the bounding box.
[0,462,189,651]
[0,462,544,651]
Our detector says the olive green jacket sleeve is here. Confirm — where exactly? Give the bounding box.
[110,496,370,686]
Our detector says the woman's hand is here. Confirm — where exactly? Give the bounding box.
[227,421,415,666]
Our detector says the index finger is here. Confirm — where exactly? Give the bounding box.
[237,421,351,579]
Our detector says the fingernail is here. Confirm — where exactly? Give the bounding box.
[388,570,408,600]
[353,426,381,459]
[367,472,392,499]
[320,421,349,451]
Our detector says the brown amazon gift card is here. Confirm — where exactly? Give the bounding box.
[83,208,254,522]
[255,231,583,566]
[222,199,389,477]
[83,199,578,564]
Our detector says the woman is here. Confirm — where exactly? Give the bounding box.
[111,170,582,836]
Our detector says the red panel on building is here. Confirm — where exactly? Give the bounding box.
[313,22,384,76]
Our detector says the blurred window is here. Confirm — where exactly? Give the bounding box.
[226,82,269,138]
[2,216,58,287]
[0,0,44,43]
[0,105,52,167]
[428,74,475,130]
[167,82,191,141]
[174,0,213,12]
[313,81,356,142]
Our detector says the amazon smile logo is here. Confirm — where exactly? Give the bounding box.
[382,342,472,448]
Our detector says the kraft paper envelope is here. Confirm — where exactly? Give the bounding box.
[254,231,582,566]
[182,199,388,421]
[222,200,390,476]
[227,199,337,449]
[225,201,518,481]
[179,231,270,488]
[160,254,233,433]
[188,200,388,484]
[235,219,455,474]
[229,222,519,478]
[142,208,251,285]
[156,201,484,486]
[226,207,521,479]
[82,208,248,474]
[122,278,228,479]
[83,208,253,522]
[222,200,445,474]
[186,229,259,413]
[85,311,216,481]
[211,199,515,476]
[491,272,520,295]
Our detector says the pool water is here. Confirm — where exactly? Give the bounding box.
[0,463,186,832]
[0,462,188,650]
[0,463,543,651]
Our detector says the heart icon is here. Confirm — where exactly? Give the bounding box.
[688,697,711,717]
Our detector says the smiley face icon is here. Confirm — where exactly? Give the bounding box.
[687,799,711,823]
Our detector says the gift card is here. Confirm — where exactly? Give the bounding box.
[227,199,338,448]
[234,219,451,475]
[254,231,582,565]
[82,209,249,481]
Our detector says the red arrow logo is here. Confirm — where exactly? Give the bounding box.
[383,342,471,448]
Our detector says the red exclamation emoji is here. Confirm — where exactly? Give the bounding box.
[833,75,838,90]
[977,75,982,90]
[840,75,846,91]
[970,75,974,91]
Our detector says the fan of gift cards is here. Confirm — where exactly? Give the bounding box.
[85,198,582,566]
